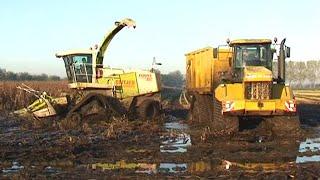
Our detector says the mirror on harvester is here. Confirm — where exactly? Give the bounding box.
[286,46,291,58]
[213,48,218,58]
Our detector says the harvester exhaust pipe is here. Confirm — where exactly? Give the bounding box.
[278,38,286,83]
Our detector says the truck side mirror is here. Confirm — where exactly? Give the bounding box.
[286,47,290,58]
[213,48,218,58]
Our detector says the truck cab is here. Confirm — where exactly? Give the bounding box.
[230,39,273,83]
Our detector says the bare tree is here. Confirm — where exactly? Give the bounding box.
[286,61,297,85]
[306,61,318,88]
[295,61,307,88]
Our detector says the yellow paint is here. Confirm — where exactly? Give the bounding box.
[215,83,295,113]
[230,39,271,45]
[215,83,244,101]
[185,47,232,93]
[119,72,139,98]
[91,160,156,171]
[96,71,159,99]
[233,100,276,111]
[243,66,273,82]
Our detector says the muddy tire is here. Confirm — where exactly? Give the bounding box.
[190,94,212,122]
[212,97,239,136]
[61,112,82,130]
[80,100,106,116]
[265,115,301,138]
[138,99,160,120]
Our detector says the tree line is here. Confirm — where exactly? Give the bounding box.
[0,68,61,81]
[161,60,320,90]
[1,60,320,89]
[273,60,320,89]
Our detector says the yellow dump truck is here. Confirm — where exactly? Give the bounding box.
[185,38,300,136]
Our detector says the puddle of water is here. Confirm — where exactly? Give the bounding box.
[160,121,192,153]
[90,161,157,174]
[44,166,61,174]
[158,163,187,173]
[296,137,320,163]
[2,161,24,174]
[6,127,20,132]
[298,137,320,152]
[160,133,191,153]
[89,161,212,174]
[296,155,320,163]
[164,122,189,130]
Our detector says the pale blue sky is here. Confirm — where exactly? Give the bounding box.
[0,0,319,76]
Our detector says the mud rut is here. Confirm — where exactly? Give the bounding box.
[0,101,319,179]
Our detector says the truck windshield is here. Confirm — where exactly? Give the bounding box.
[234,44,272,69]
[63,54,93,83]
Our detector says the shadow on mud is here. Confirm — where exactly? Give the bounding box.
[298,103,320,126]
[238,117,264,131]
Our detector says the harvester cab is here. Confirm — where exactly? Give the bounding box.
[55,18,136,89]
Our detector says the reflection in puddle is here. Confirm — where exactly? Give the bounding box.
[159,121,191,173]
[2,162,24,174]
[89,161,213,174]
[160,133,191,153]
[296,155,320,163]
[159,163,187,173]
[160,121,191,153]
[296,137,320,163]
[90,161,157,174]
[164,122,189,130]
[89,121,194,174]
[298,137,320,152]
[44,166,61,174]
[6,127,20,133]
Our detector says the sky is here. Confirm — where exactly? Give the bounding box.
[0,0,319,76]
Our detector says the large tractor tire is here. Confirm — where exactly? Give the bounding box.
[138,99,161,120]
[212,97,239,136]
[265,115,301,138]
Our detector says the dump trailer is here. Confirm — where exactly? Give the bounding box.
[185,38,300,136]
[15,18,161,121]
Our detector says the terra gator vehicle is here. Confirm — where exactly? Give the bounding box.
[15,18,162,121]
[184,38,300,136]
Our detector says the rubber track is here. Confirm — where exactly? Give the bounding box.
[66,93,126,118]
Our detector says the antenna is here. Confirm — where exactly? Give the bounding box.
[151,57,162,72]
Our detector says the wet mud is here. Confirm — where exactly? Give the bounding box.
[0,100,320,179]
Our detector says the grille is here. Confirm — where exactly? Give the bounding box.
[245,82,271,100]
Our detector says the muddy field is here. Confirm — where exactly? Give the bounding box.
[0,91,320,179]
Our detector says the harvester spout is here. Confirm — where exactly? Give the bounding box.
[96,18,136,65]
[278,38,286,83]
